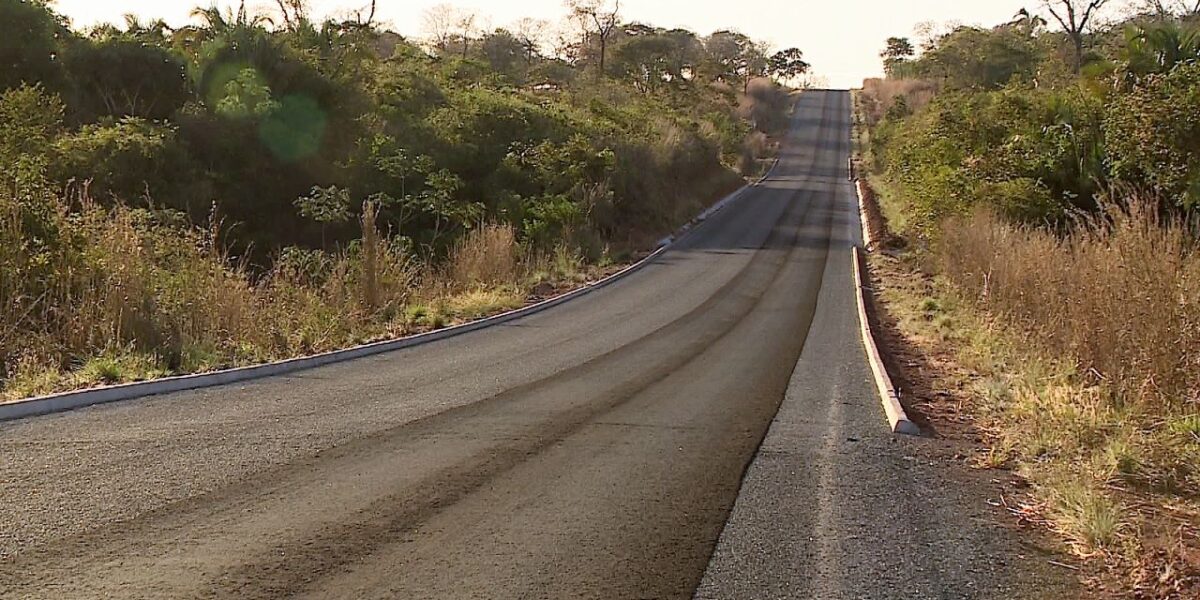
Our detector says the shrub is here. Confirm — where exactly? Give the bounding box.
[1106,62,1200,210]
[52,118,193,206]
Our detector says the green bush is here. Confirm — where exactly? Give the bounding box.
[1105,62,1200,210]
[52,118,193,206]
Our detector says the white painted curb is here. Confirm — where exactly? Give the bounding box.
[852,246,920,436]
[854,179,876,249]
[0,164,779,423]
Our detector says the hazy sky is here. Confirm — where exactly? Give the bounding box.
[50,0,1045,88]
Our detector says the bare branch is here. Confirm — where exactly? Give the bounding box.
[1041,0,1112,72]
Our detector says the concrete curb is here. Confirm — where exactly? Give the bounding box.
[0,165,777,423]
[851,246,920,435]
[854,179,875,248]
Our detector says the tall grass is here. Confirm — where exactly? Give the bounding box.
[940,205,1200,412]
[932,204,1200,563]
[0,189,540,400]
[858,78,939,126]
[447,223,521,289]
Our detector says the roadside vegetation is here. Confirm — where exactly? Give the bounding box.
[857,1,1199,596]
[0,0,807,400]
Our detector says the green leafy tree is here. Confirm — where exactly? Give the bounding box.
[214,67,279,118]
[612,27,680,91]
[65,36,190,120]
[880,37,915,76]
[0,0,70,93]
[915,25,1042,88]
[702,30,768,93]
[768,48,810,83]
[407,169,482,249]
[1120,22,1200,79]
[52,118,193,206]
[295,184,354,246]
[0,84,64,185]
[480,29,527,81]
[1106,62,1200,209]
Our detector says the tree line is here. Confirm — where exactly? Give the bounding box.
[865,0,1200,233]
[0,0,809,393]
[0,0,808,261]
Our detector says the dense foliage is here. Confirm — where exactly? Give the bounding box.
[861,7,1200,593]
[863,10,1200,235]
[0,0,800,393]
[1,0,799,259]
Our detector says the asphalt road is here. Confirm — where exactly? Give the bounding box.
[0,90,1070,599]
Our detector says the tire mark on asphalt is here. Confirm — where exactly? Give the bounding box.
[1,94,840,600]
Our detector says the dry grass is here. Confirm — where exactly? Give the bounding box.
[856,178,903,251]
[444,287,525,321]
[940,205,1200,416]
[738,77,793,134]
[858,77,939,126]
[0,185,546,400]
[890,204,1200,596]
[447,223,521,289]
[0,180,619,403]
[873,245,1200,596]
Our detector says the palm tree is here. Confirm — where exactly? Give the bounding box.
[123,14,172,44]
[189,2,272,38]
[1122,22,1200,77]
[1009,8,1048,36]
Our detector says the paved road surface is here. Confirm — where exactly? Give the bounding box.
[0,90,1069,599]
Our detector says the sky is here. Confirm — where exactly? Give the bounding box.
[50,0,1045,88]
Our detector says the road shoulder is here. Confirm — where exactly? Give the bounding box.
[695,243,1078,599]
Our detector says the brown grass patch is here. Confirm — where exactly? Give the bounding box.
[447,223,522,289]
[858,77,938,126]
[867,202,1200,598]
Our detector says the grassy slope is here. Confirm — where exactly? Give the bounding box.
[851,91,1199,599]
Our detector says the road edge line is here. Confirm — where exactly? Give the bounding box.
[0,165,777,423]
[852,246,920,436]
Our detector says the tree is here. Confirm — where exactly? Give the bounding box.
[662,28,703,81]
[121,14,172,45]
[1042,0,1112,73]
[481,29,526,79]
[703,30,768,93]
[1008,8,1047,35]
[0,84,64,181]
[567,0,621,78]
[421,3,456,53]
[273,0,309,32]
[52,118,192,206]
[880,37,915,76]
[420,4,480,59]
[1105,62,1200,209]
[768,48,810,83]
[0,0,70,93]
[189,2,272,37]
[1138,0,1200,16]
[295,184,354,247]
[513,17,548,63]
[454,9,480,59]
[612,25,678,91]
[915,25,1042,88]
[214,68,279,117]
[65,36,190,120]
[1120,21,1200,78]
